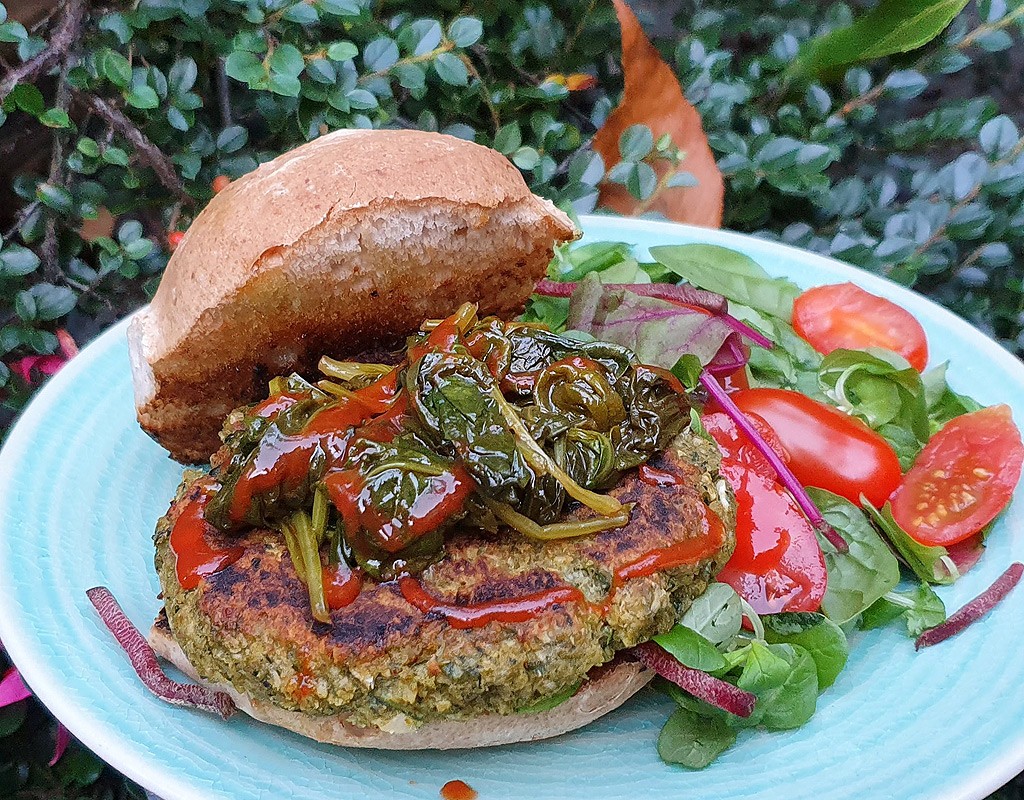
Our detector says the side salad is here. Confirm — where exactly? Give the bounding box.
[524,239,1024,768]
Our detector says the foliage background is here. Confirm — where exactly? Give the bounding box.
[2,0,1024,795]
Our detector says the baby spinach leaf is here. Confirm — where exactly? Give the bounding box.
[548,240,635,282]
[818,349,929,440]
[657,707,737,769]
[862,500,957,585]
[763,612,849,689]
[734,641,818,730]
[861,583,946,637]
[649,244,801,321]
[409,350,530,500]
[731,304,823,397]
[807,488,901,623]
[653,626,728,672]
[678,582,744,645]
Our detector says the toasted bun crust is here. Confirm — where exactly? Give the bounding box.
[149,621,653,750]
[128,129,577,462]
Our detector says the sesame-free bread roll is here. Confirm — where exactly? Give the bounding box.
[127,129,577,463]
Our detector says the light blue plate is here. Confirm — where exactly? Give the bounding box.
[1,215,1023,800]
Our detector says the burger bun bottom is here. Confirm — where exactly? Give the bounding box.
[148,619,654,750]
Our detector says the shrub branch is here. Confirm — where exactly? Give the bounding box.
[0,0,86,104]
[78,92,193,205]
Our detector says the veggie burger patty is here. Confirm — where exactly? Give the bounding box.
[155,429,734,731]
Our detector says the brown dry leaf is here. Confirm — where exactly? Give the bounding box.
[79,206,116,242]
[594,0,724,227]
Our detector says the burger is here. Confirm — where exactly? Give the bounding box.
[128,129,736,749]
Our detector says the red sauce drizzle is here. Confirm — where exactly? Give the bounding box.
[398,577,585,630]
[250,390,306,419]
[322,561,364,609]
[170,488,244,590]
[228,374,402,525]
[325,464,475,553]
[440,780,477,800]
[614,504,725,584]
[408,317,462,362]
[638,464,684,487]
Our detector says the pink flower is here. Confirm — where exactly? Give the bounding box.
[8,328,78,386]
[0,643,70,765]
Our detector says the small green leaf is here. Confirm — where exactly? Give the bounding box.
[99,48,132,88]
[763,612,849,689]
[979,115,1020,159]
[306,58,336,84]
[117,220,143,243]
[792,0,970,82]
[123,239,154,260]
[0,245,40,277]
[38,108,71,128]
[36,183,74,215]
[0,20,28,43]
[327,41,358,61]
[363,36,399,71]
[434,52,468,85]
[345,88,377,109]
[658,707,737,769]
[511,146,540,170]
[125,84,159,109]
[216,124,248,153]
[270,44,305,78]
[678,582,744,645]
[493,122,522,155]
[168,57,198,95]
[619,124,653,162]
[653,626,727,672]
[394,62,425,90]
[282,2,318,23]
[650,244,801,321]
[268,73,301,97]
[102,147,130,167]
[448,16,483,47]
[225,50,265,84]
[98,13,132,44]
[10,83,44,115]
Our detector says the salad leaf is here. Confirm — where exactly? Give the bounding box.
[649,244,801,321]
[921,361,983,432]
[730,304,823,397]
[806,488,901,623]
[678,582,744,645]
[861,583,947,637]
[818,349,929,438]
[817,348,929,469]
[566,273,738,369]
[548,241,635,282]
[862,500,958,585]
[658,707,737,769]
[762,612,849,689]
[653,625,728,672]
[522,294,569,331]
[733,641,818,730]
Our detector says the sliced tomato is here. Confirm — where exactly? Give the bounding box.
[701,411,787,483]
[704,413,826,614]
[890,405,1023,546]
[793,282,929,371]
[731,388,902,507]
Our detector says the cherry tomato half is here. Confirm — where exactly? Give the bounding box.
[890,405,1023,546]
[731,388,902,507]
[704,412,826,614]
[793,282,929,371]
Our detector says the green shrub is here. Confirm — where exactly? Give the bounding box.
[0,0,1023,795]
